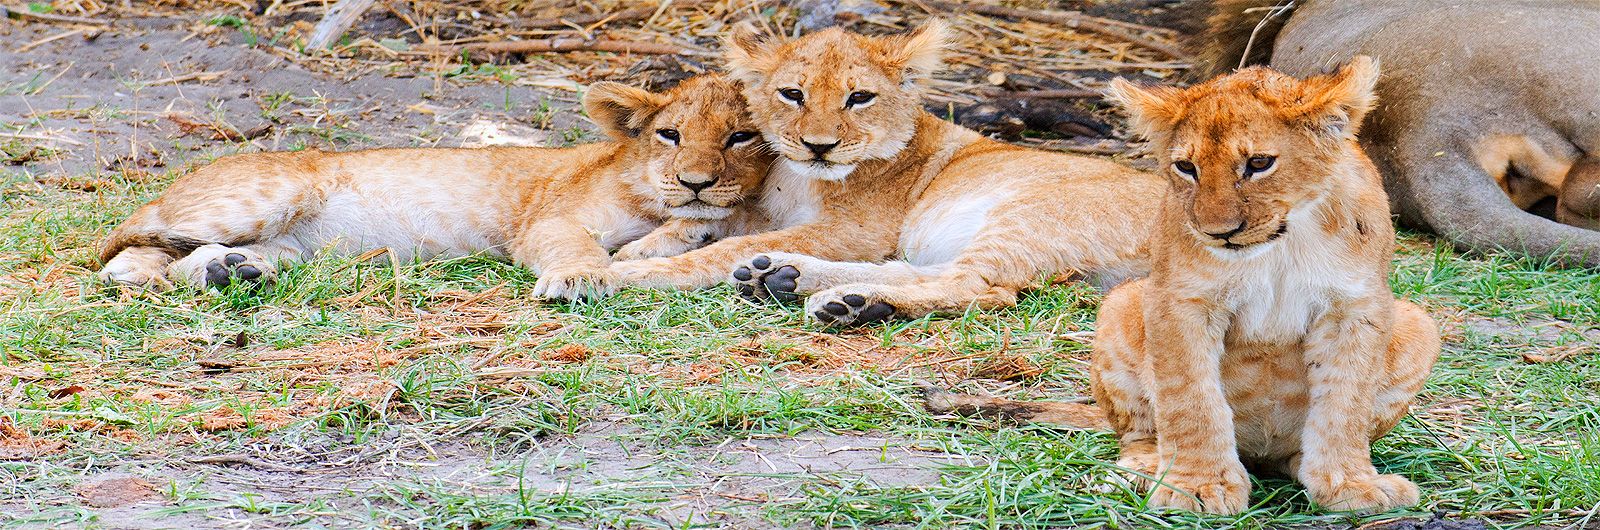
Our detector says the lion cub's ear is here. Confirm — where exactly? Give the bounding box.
[1104,78,1184,140]
[583,82,671,139]
[1295,55,1380,140]
[876,18,949,81]
[724,23,778,85]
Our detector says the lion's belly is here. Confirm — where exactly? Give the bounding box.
[286,182,510,262]
[898,189,1008,266]
[1222,342,1310,463]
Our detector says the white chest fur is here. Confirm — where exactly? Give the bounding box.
[759,162,823,228]
[1215,200,1372,344]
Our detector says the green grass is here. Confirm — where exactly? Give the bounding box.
[2,159,1598,529]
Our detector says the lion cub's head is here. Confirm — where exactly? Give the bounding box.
[1107,56,1380,255]
[721,20,948,181]
[583,74,771,220]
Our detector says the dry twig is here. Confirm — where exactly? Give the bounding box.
[919,1,1190,61]
[413,38,685,59]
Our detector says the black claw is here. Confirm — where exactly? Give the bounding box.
[224,253,247,266]
[732,266,753,281]
[236,265,262,280]
[205,262,231,287]
[842,294,866,307]
[823,302,848,315]
[751,255,771,270]
[855,302,897,324]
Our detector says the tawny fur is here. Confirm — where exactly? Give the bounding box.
[917,58,1441,516]
[97,75,772,300]
[609,21,1165,325]
[1099,58,1439,514]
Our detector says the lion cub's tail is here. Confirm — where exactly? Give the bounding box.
[917,382,1110,430]
[1194,0,1301,79]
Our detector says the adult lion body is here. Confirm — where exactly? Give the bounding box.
[97,75,771,299]
[1204,0,1600,266]
[611,22,1164,324]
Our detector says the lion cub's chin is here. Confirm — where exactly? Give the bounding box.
[668,202,735,220]
[780,158,857,182]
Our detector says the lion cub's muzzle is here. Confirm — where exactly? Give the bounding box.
[1198,219,1290,251]
[662,172,741,220]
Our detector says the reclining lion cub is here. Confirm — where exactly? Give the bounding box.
[928,58,1441,515]
[97,75,771,300]
[1202,0,1600,266]
[611,21,1165,325]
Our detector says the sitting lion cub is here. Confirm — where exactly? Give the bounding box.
[97,75,771,300]
[1088,57,1441,514]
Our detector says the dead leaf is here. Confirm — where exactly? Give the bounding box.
[48,385,86,399]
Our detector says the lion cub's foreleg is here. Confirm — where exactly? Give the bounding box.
[512,217,618,300]
[614,218,719,261]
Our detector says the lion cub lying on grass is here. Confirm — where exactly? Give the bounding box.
[97,75,771,300]
[928,58,1440,515]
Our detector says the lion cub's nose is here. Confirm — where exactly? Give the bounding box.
[802,140,839,158]
[1200,221,1246,240]
[678,175,716,193]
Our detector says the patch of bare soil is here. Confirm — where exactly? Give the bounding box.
[2,19,572,180]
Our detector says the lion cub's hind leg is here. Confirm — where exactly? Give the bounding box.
[99,246,177,290]
[167,240,300,289]
[730,252,941,303]
[1371,301,1441,440]
[1088,280,1164,489]
[804,269,1018,326]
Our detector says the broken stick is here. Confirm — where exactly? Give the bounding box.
[413,38,684,59]
[305,0,376,51]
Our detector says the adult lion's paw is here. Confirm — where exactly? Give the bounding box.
[805,286,897,327]
[1148,466,1250,515]
[533,268,617,301]
[729,253,811,303]
[1310,474,1418,513]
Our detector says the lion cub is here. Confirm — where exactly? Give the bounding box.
[1086,57,1441,514]
[98,75,771,300]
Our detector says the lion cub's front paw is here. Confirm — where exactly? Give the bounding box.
[532,268,617,301]
[1148,467,1251,515]
[614,232,700,261]
[1310,474,1418,513]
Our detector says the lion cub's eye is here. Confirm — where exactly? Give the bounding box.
[1173,160,1198,179]
[725,130,757,148]
[779,88,805,104]
[1244,156,1276,176]
[845,91,876,108]
[655,128,680,144]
